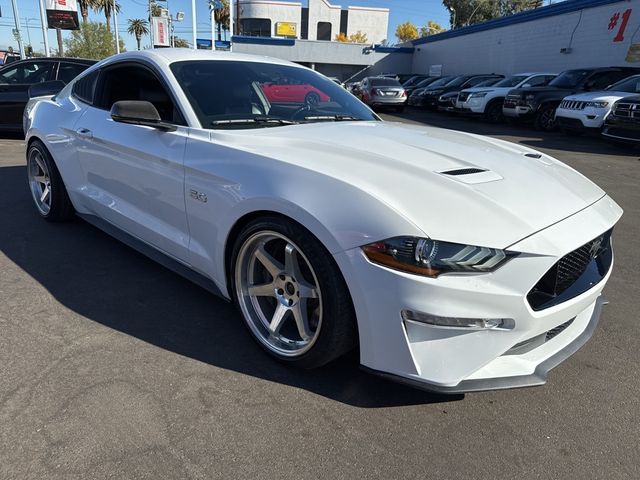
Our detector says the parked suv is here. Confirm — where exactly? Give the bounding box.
[456,72,556,122]
[503,67,640,131]
[407,76,455,107]
[555,74,640,134]
[357,76,407,112]
[602,96,640,142]
[437,76,504,111]
[0,56,96,132]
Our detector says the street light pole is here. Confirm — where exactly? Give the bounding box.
[229,0,234,51]
[10,0,26,59]
[113,0,120,53]
[191,0,197,49]
[37,0,50,57]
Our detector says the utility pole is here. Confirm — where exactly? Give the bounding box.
[113,0,120,53]
[56,28,63,56]
[229,0,234,51]
[10,0,26,59]
[191,0,197,49]
[37,0,50,56]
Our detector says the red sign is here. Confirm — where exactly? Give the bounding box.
[609,9,632,42]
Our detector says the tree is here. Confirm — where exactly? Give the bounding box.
[64,21,125,59]
[396,21,419,43]
[173,37,190,48]
[92,0,121,32]
[127,19,149,51]
[335,31,368,43]
[420,20,445,37]
[349,31,368,43]
[213,0,230,41]
[443,0,543,29]
[78,0,94,25]
[149,2,163,17]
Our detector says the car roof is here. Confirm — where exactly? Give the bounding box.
[107,49,301,69]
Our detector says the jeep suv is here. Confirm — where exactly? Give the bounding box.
[503,67,640,131]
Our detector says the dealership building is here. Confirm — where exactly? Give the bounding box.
[237,0,389,43]
[230,0,640,81]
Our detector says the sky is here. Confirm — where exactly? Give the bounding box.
[0,0,453,54]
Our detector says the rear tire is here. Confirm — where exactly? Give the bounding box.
[230,216,358,369]
[27,139,75,222]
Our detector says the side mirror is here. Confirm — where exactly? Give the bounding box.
[28,80,66,98]
[110,100,176,131]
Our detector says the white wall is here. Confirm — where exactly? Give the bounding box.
[307,0,342,41]
[347,6,389,44]
[412,0,640,75]
[239,1,302,38]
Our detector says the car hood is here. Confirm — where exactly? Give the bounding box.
[462,86,511,94]
[212,121,605,249]
[562,90,633,102]
[509,86,574,97]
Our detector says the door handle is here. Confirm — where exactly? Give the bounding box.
[75,127,93,139]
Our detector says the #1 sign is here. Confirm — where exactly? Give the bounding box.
[46,0,80,30]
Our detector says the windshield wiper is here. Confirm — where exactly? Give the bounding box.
[302,114,361,122]
[211,116,298,127]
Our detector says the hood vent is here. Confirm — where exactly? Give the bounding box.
[524,153,542,159]
[441,167,487,176]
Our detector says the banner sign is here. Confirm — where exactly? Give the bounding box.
[152,17,171,47]
[275,22,297,37]
[46,0,80,30]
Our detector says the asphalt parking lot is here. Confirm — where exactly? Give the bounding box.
[1,112,639,480]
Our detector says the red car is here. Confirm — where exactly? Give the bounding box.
[260,81,330,106]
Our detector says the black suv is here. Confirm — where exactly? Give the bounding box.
[0,57,96,132]
[503,67,640,131]
[602,96,640,143]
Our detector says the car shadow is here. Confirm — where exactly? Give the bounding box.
[0,131,25,140]
[386,108,640,157]
[0,165,460,408]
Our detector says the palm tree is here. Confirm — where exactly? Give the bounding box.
[78,0,94,24]
[92,0,120,32]
[213,0,230,41]
[127,19,149,51]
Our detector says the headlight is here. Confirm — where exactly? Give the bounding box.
[469,91,490,98]
[585,101,609,108]
[525,94,536,101]
[361,237,517,277]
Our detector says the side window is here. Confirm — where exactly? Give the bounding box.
[586,71,627,90]
[0,62,52,84]
[72,70,99,105]
[96,64,184,125]
[527,75,549,87]
[57,62,90,84]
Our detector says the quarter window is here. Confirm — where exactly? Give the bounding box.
[72,69,99,105]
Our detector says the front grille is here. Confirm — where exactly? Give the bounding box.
[612,102,640,118]
[559,100,586,110]
[503,95,521,108]
[527,230,613,311]
[458,92,471,102]
[555,116,585,129]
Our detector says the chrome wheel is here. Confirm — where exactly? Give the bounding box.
[235,231,323,357]
[28,147,52,216]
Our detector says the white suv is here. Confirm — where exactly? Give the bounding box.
[456,72,557,122]
[555,74,640,134]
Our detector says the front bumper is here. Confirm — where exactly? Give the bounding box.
[602,115,640,142]
[502,105,534,119]
[555,108,607,130]
[334,195,622,393]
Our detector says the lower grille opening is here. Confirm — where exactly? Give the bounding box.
[504,318,575,356]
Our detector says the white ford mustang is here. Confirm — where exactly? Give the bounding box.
[24,49,622,393]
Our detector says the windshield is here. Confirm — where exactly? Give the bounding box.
[607,75,640,92]
[493,75,529,88]
[170,60,378,129]
[445,76,470,87]
[426,76,454,88]
[549,69,590,88]
[403,76,426,87]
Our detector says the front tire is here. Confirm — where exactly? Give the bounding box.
[484,100,504,123]
[534,104,558,131]
[27,140,74,222]
[230,216,357,369]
